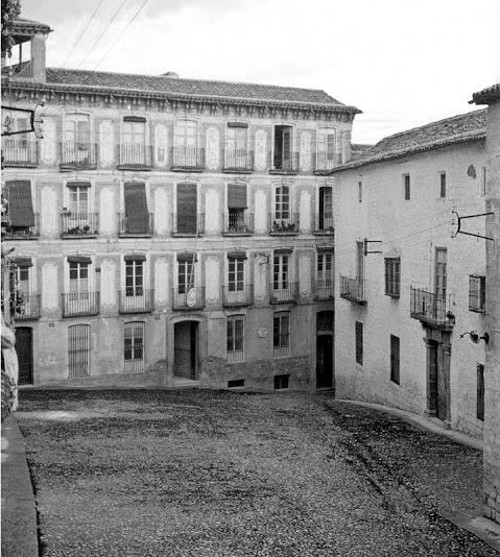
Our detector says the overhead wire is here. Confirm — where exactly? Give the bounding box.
[62,0,108,68]
[78,0,132,69]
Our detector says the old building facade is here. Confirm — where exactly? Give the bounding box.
[472,83,500,524]
[332,111,488,438]
[1,19,359,389]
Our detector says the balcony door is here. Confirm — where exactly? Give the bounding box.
[67,183,90,232]
[317,130,337,170]
[274,125,292,170]
[122,117,147,165]
[68,260,90,314]
[318,186,333,230]
[124,258,145,311]
[226,124,248,168]
[174,120,197,166]
[15,327,33,385]
[176,183,197,234]
[434,248,447,317]
[64,114,91,165]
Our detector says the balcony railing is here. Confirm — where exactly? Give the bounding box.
[314,152,342,173]
[171,146,205,170]
[2,60,33,78]
[270,213,299,235]
[117,144,153,169]
[314,279,335,301]
[313,214,335,234]
[270,152,300,173]
[119,288,153,314]
[339,276,366,304]
[14,293,41,321]
[60,142,97,170]
[171,213,205,236]
[172,287,205,310]
[118,213,154,236]
[61,212,99,237]
[2,213,40,239]
[62,291,100,317]
[270,281,298,304]
[1,139,39,167]
[410,287,454,328]
[223,149,254,172]
[222,285,254,307]
[223,212,254,235]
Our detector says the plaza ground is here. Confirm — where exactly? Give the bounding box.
[8,388,500,556]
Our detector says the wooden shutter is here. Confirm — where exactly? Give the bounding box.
[227,184,247,208]
[7,181,34,227]
[177,183,197,234]
[124,182,149,234]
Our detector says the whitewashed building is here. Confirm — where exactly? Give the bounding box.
[332,110,488,437]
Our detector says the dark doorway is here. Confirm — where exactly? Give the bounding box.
[316,310,334,389]
[428,340,447,421]
[174,321,197,379]
[316,335,333,388]
[15,327,33,385]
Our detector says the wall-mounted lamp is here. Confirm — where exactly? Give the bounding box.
[460,330,489,344]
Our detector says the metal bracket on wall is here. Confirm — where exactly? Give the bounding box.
[451,210,495,241]
[363,238,383,255]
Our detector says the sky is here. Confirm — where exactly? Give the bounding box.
[21,0,500,144]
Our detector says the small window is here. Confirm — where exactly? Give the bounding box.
[469,275,486,313]
[477,364,484,421]
[403,174,411,200]
[439,173,446,198]
[227,315,244,362]
[228,379,245,388]
[274,374,290,389]
[384,257,401,298]
[390,335,400,385]
[355,321,363,365]
[273,312,290,358]
[358,181,363,203]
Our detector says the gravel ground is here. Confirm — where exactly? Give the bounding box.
[17,389,498,557]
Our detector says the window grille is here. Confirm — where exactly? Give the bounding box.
[124,321,145,372]
[227,315,244,362]
[469,275,486,313]
[384,257,401,297]
[68,324,91,378]
[355,321,363,365]
[273,312,290,358]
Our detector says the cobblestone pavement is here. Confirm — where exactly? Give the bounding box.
[14,389,500,557]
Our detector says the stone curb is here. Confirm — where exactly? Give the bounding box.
[1,414,39,557]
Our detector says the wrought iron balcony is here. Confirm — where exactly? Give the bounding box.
[172,287,206,310]
[2,213,40,239]
[1,139,39,167]
[270,281,298,304]
[270,213,299,235]
[222,285,254,307]
[339,276,366,304]
[314,279,335,301]
[171,213,205,236]
[314,152,342,174]
[313,214,335,235]
[223,149,254,172]
[223,212,254,235]
[60,142,97,170]
[118,213,154,236]
[270,152,300,174]
[117,144,153,169]
[14,293,41,321]
[171,146,205,171]
[61,212,99,237]
[410,287,454,328]
[62,291,100,317]
[119,288,153,314]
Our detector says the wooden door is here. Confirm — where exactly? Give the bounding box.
[174,322,197,379]
[316,335,333,389]
[15,327,33,385]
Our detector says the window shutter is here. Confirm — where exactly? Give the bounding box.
[176,183,197,234]
[67,256,92,264]
[227,184,247,209]
[12,257,33,268]
[124,182,149,234]
[7,181,35,227]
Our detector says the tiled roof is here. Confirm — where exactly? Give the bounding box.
[332,109,487,172]
[471,83,500,104]
[351,143,373,158]
[11,18,52,35]
[43,68,360,112]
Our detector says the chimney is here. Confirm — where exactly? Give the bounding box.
[31,33,47,83]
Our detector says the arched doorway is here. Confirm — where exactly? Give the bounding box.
[316,311,334,389]
[173,321,198,379]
